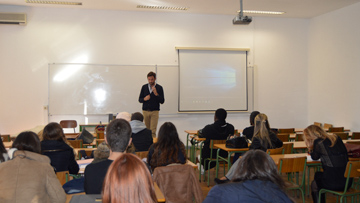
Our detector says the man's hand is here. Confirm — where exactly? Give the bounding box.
[144,95,150,101]
[152,86,158,96]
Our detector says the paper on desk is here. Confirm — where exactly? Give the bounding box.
[307,155,320,162]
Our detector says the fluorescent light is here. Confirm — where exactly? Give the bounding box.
[25,0,82,5]
[239,10,285,15]
[137,5,189,11]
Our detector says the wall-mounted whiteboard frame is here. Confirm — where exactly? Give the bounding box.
[176,47,251,112]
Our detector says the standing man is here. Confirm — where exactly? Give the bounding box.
[138,71,165,137]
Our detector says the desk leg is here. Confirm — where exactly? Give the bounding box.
[186,133,190,157]
[215,149,221,179]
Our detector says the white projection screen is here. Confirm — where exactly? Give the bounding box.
[178,49,248,112]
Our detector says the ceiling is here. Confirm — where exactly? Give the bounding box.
[1,0,360,18]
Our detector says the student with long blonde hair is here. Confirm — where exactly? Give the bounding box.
[304,125,350,203]
[102,153,157,203]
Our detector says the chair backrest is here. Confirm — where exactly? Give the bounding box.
[314,122,322,127]
[68,139,83,148]
[96,132,104,139]
[334,132,349,140]
[282,143,294,154]
[0,134,11,142]
[60,120,77,133]
[153,137,158,143]
[267,147,284,155]
[344,161,360,178]
[329,127,344,132]
[135,151,149,159]
[56,171,69,185]
[278,157,306,173]
[96,139,105,147]
[352,132,360,140]
[277,133,290,142]
[295,133,304,141]
[278,128,295,133]
[323,123,333,130]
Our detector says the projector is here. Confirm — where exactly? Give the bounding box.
[233,15,252,25]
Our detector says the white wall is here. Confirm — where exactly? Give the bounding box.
[308,2,360,131]
[0,5,309,142]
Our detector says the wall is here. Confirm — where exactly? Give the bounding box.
[308,2,360,131]
[0,5,309,142]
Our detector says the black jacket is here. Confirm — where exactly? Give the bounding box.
[132,129,153,152]
[249,131,283,151]
[41,140,79,174]
[138,83,164,111]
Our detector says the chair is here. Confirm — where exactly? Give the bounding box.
[334,132,349,140]
[56,171,69,186]
[319,161,360,203]
[267,147,284,155]
[60,120,77,133]
[323,123,333,130]
[282,143,294,154]
[96,139,105,147]
[135,151,149,159]
[277,133,290,142]
[296,133,304,141]
[68,140,83,148]
[153,164,204,203]
[278,128,295,133]
[329,127,344,132]
[352,132,360,140]
[278,157,307,203]
[0,134,11,142]
[199,139,227,186]
[96,131,104,139]
[314,122,322,127]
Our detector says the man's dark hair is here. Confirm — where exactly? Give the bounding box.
[106,119,132,152]
[12,131,41,154]
[250,111,260,126]
[131,112,144,122]
[215,108,227,121]
[147,71,156,79]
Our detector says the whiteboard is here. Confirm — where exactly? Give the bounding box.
[178,49,248,112]
[49,64,159,115]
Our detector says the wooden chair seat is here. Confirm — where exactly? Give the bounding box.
[56,171,69,186]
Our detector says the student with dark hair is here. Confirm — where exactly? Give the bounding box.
[304,125,350,203]
[200,108,235,170]
[130,112,153,152]
[102,153,157,203]
[84,119,132,194]
[204,150,292,203]
[0,131,66,203]
[0,138,8,163]
[138,71,165,137]
[41,122,79,174]
[242,111,260,140]
[147,122,186,171]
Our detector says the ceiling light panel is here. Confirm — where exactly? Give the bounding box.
[137,5,189,11]
[25,0,82,5]
[240,10,285,15]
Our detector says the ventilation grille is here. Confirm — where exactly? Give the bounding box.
[0,13,27,25]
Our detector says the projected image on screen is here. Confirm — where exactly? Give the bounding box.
[179,49,247,112]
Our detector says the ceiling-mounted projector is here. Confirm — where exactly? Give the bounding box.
[233,15,252,24]
[233,0,252,25]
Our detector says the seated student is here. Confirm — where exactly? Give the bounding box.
[200,108,234,170]
[204,150,292,203]
[91,142,110,164]
[84,119,132,194]
[41,122,79,174]
[130,112,153,152]
[0,138,9,163]
[102,153,157,203]
[147,122,186,171]
[216,113,283,183]
[0,131,66,203]
[242,111,260,140]
[304,125,351,203]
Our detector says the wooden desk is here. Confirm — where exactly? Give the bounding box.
[154,182,165,202]
[213,143,249,178]
[4,141,13,148]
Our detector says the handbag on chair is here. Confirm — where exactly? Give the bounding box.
[225,136,248,148]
